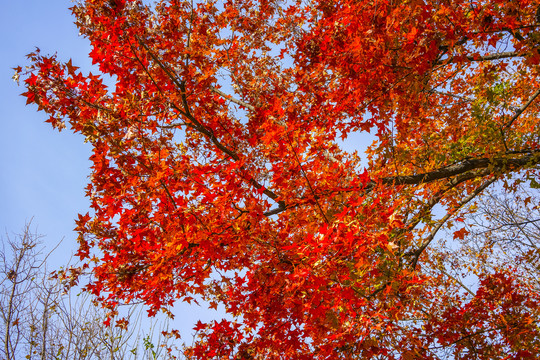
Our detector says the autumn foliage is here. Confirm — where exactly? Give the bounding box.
[18,0,540,358]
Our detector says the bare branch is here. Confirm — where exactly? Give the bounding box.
[438,266,475,296]
[209,86,256,111]
[410,177,497,269]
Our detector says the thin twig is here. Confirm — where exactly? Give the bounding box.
[289,140,330,224]
[438,266,474,296]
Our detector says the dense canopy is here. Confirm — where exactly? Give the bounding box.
[19,0,540,358]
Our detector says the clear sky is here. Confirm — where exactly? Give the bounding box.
[0,0,228,344]
[0,2,92,256]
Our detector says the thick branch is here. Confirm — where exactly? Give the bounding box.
[382,153,540,186]
[264,152,540,216]
[438,51,522,65]
[467,51,522,61]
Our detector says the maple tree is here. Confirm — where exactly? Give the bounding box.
[17,0,540,358]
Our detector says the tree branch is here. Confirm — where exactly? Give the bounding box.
[410,178,497,269]
[382,153,540,186]
[209,86,255,111]
[135,36,281,204]
[438,51,522,65]
[504,87,540,129]
[467,51,522,61]
[438,266,475,296]
[263,151,540,216]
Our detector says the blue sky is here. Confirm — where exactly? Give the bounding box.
[0,0,228,343]
[0,1,92,256]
